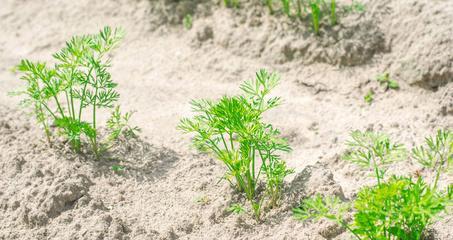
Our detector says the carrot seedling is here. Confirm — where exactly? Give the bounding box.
[179,70,293,220]
[294,131,452,240]
[364,89,374,105]
[310,2,321,35]
[293,131,453,240]
[14,27,137,158]
[224,0,239,8]
[281,0,291,16]
[377,72,399,90]
[228,203,246,214]
[330,0,337,25]
[183,14,193,30]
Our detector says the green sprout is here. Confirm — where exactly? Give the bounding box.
[111,165,125,172]
[343,130,407,186]
[330,0,337,25]
[412,129,453,189]
[178,70,293,220]
[228,203,246,214]
[224,0,239,8]
[295,131,452,240]
[343,0,365,13]
[183,14,193,30]
[377,72,399,90]
[310,2,321,35]
[281,0,291,16]
[266,0,274,14]
[364,89,374,105]
[14,27,133,158]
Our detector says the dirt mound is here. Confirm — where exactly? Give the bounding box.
[380,0,453,89]
[191,2,385,66]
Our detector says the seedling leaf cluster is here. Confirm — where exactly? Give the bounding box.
[294,130,453,239]
[15,27,137,158]
[179,70,293,220]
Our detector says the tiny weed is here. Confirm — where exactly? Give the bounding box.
[364,89,374,104]
[224,0,239,8]
[228,203,246,214]
[377,72,399,90]
[257,1,340,35]
[183,14,193,30]
[310,2,321,35]
[412,129,452,188]
[14,27,133,158]
[265,0,274,14]
[196,195,211,205]
[343,0,365,13]
[106,106,140,144]
[293,195,357,238]
[330,0,337,25]
[111,165,125,172]
[281,0,291,16]
[179,69,293,220]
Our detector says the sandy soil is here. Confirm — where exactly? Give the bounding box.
[0,0,452,239]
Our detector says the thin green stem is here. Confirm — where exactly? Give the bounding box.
[78,66,94,121]
[65,91,72,117]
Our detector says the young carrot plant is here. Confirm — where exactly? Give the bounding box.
[183,14,193,30]
[343,0,365,13]
[310,1,321,35]
[343,130,407,186]
[281,0,291,16]
[294,131,452,240]
[14,27,136,158]
[330,0,337,25]
[364,89,374,105]
[377,72,399,90]
[412,129,452,189]
[179,70,293,220]
[224,0,239,8]
[265,0,274,14]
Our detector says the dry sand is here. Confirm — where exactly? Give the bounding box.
[0,0,452,239]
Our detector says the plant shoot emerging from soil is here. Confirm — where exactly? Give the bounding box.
[179,70,293,220]
[183,14,193,30]
[14,27,137,158]
[294,130,452,240]
[343,130,407,185]
[377,72,399,90]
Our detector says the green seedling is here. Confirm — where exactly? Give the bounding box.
[293,195,359,239]
[354,176,450,240]
[364,89,374,105]
[179,69,293,220]
[343,0,365,13]
[14,27,135,158]
[294,131,452,240]
[196,195,211,205]
[281,0,291,16]
[228,203,246,214]
[412,129,453,189]
[265,0,274,14]
[310,2,321,35]
[183,14,193,30]
[377,72,399,90]
[111,165,125,172]
[330,0,337,25]
[224,0,239,8]
[106,106,140,144]
[343,130,407,185]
